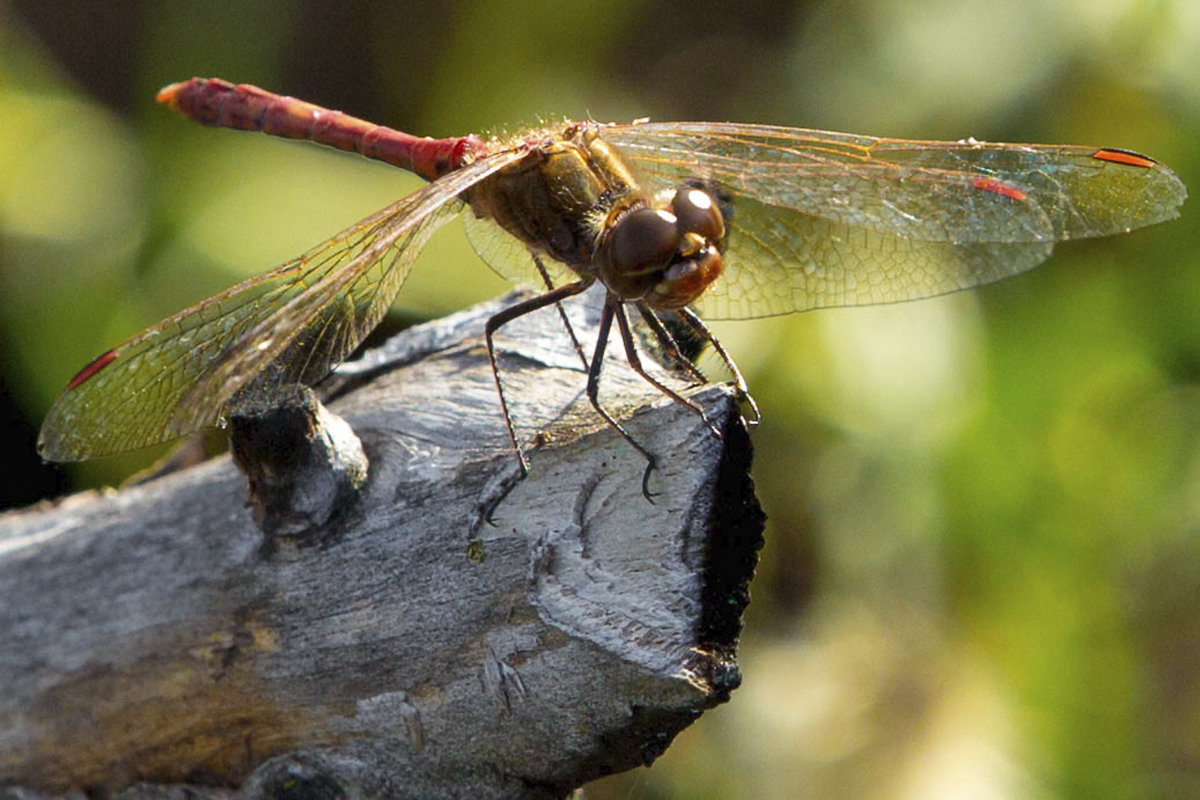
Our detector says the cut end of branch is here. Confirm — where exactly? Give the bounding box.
[229,385,368,536]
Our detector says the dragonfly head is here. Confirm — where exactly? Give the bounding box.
[599,184,727,310]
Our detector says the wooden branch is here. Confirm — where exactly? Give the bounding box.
[0,288,764,799]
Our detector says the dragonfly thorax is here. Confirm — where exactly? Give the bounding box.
[466,133,640,270]
[467,127,730,310]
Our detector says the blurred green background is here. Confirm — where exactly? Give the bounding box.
[1,0,1197,797]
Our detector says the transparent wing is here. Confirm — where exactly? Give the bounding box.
[39,149,528,460]
[601,122,1186,318]
[463,211,578,289]
[696,194,1052,318]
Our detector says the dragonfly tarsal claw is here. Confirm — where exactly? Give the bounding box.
[474,452,531,530]
[640,455,660,503]
[739,390,762,427]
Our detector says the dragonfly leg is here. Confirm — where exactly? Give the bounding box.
[587,298,659,501]
[635,305,710,387]
[533,254,591,373]
[616,303,721,441]
[677,307,761,426]
[485,279,594,475]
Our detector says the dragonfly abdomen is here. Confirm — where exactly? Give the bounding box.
[156,77,486,182]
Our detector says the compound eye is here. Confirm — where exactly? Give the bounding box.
[671,186,725,242]
[607,208,680,272]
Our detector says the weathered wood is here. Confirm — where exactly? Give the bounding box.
[228,385,369,536]
[0,288,763,799]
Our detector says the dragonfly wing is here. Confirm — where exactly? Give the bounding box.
[39,149,528,460]
[198,200,458,419]
[691,192,1052,319]
[462,211,578,289]
[604,122,1185,242]
[602,122,1185,318]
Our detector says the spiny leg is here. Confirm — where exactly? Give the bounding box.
[616,302,721,440]
[587,297,659,501]
[676,306,761,425]
[635,305,710,387]
[485,279,594,476]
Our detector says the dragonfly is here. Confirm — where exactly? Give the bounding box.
[38,77,1187,492]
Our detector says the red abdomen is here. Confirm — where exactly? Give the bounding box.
[156,78,486,182]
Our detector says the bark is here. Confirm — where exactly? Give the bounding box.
[0,288,764,799]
